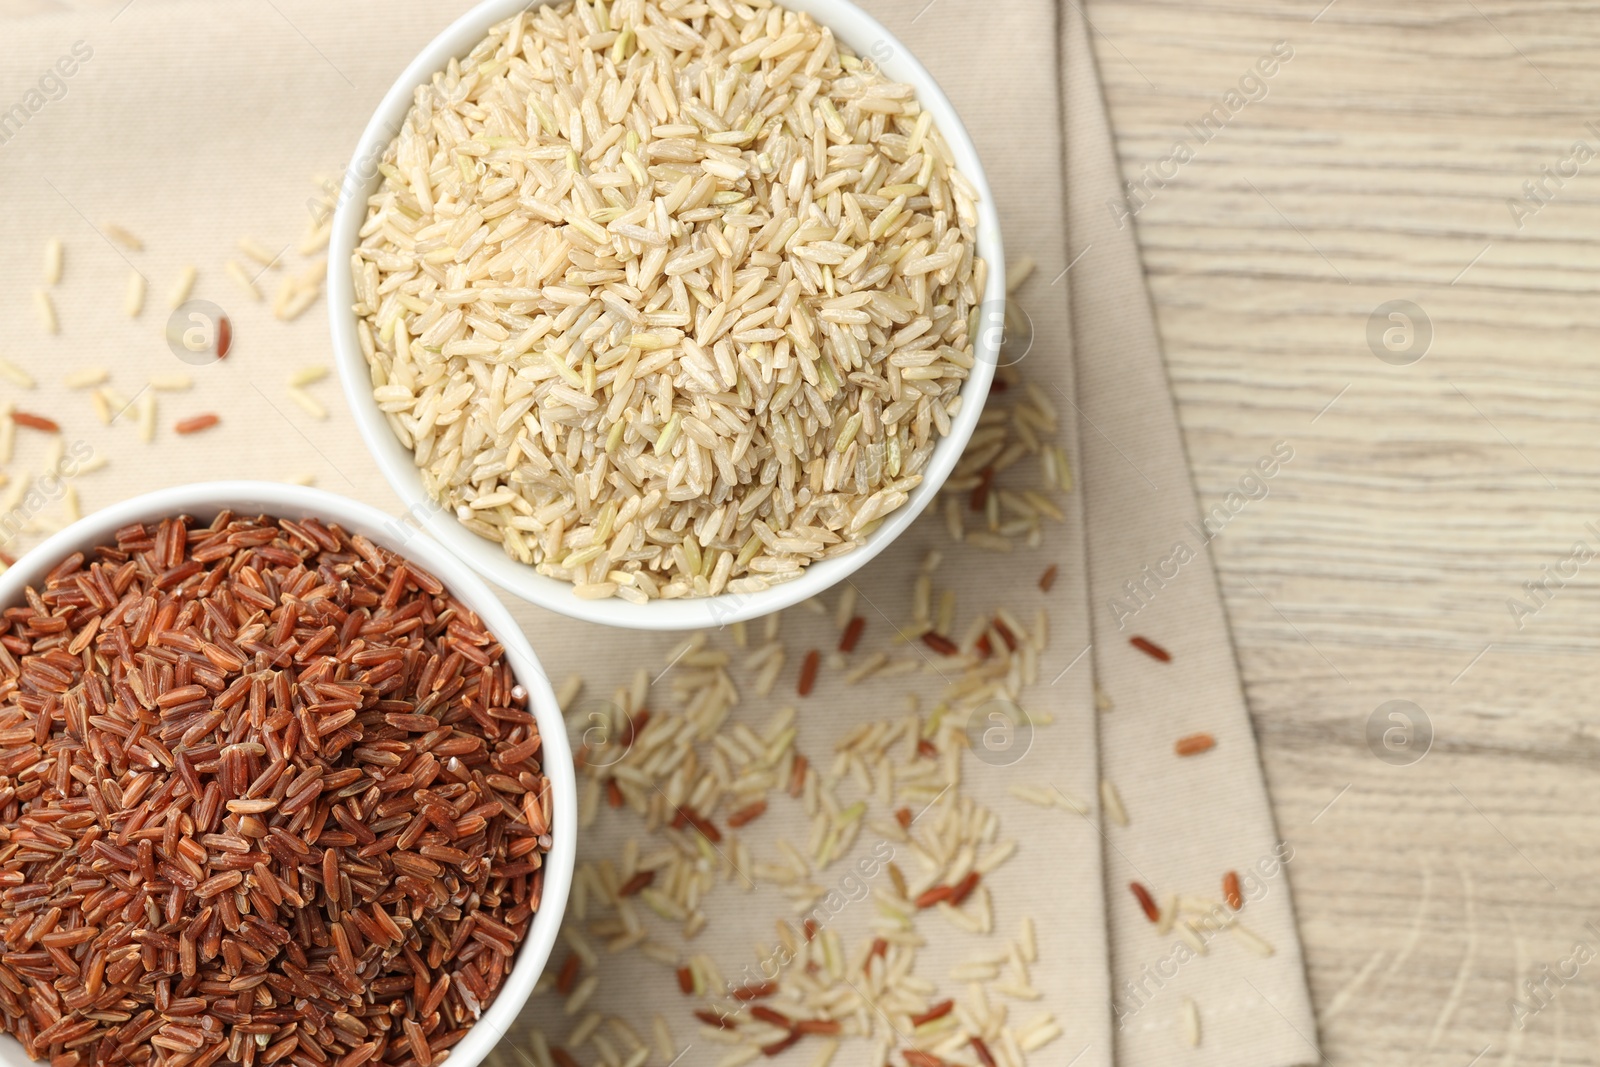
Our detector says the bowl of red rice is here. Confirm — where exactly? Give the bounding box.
[0,481,575,1067]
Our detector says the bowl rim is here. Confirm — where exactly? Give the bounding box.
[0,480,575,1067]
[328,0,1005,631]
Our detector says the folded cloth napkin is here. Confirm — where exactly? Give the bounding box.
[0,0,1316,1062]
[1059,4,1320,1063]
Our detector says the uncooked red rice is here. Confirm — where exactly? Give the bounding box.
[0,511,552,1066]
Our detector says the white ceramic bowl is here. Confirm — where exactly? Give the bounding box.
[329,0,1004,630]
[0,481,575,1067]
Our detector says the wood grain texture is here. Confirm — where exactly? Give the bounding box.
[1083,0,1600,1062]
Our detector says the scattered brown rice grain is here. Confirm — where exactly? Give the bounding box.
[62,367,107,388]
[125,270,146,317]
[1101,779,1129,826]
[0,357,33,389]
[103,222,143,250]
[225,259,261,300]
[239,236,280,267]
[1180,997,1201,1048]
[288,386,328,419]
[1231,921,1276,957]
[42,237,62,285]
[910,1000,954,1028]
[1039,564,1058,592]
[216,313,233,358]
[137,391,156,442]
[34,289,57,334]
[168,264,198,307]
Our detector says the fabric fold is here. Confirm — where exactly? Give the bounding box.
[1059,4,1320,1064]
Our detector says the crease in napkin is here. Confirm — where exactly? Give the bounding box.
[1058,4,1321,1064]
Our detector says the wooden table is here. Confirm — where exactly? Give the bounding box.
[1087,0,1600,1061]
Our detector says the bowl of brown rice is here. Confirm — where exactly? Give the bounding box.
[329,0,1004,630]
[0,481,575,1067]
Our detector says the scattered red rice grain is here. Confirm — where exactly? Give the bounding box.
[617,870,655,897]
[1039,564,1058,592]
[676,967,695,994]
[1175,732,1216,757]
[798,649,821,696]
[974,633,993,659]
[839,615,866,653]
[921,632,959,656]
[727,799,769,828]
[216,314,232,359]
[606,778,625,807]
[10,410,59,432]
[916,738,938,759]
[905,1052,949,1067]
[1129,635,1171,662]
[788,753,809,798]
[694,1010,733,1030]
[174,412,220,434]
[971,1037,998,1067]
[555,953,581,996]
[750,1006,791,1029]
[910,1000,954,1028]
[795,1020,842,1036]
[803,919,819,941]
[550,1050,581,1067]
[993,617,1018,652]
[949,871,981,907]
[871,937,889,960]
[618,707,649,748]
[761,1032,802,1057]
[0,550,14,566]
[1129,881,1161,923]
[969,466,994,512]
[914,884,955,909]
[670,806,723,843]
[894,807,913,829]
[1224,870,1243,910]
[732,981,778,1001]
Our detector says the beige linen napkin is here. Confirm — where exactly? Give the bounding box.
[0,1,1111,1065]
[1059,5,1319,1065]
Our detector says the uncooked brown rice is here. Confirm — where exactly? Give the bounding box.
[353,0,986,600]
